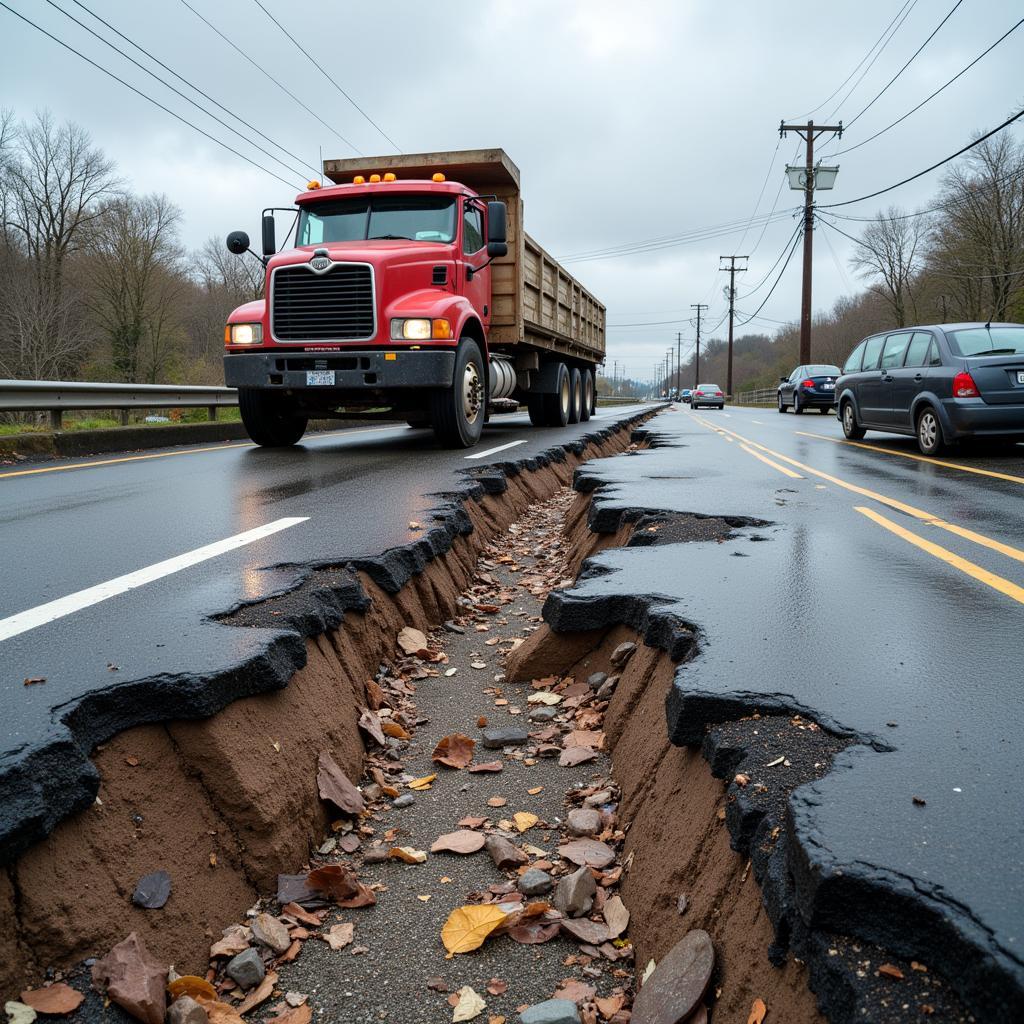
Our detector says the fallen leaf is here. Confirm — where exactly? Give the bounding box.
[469,761,503,774]
[418,895,432,902]
[432,734,476,769]
[266,1006,313,1024]
[203,1003,247,1024]
[458,816,488,828]
[358,709,387,746]
[513,812,538,833]
[748,997,767,1024]
[446,668,459,677]
[487,796,507,807]
[486,979,508,996]
[431,831,487,855]
[389,846,428,864]
[878,963,904,980]
[476,716,488,727]
[507,920,560,944]
[452,986,486,1022]
[167,976,218,1004]
[527,692,561,705]
[236,971,278,1015]
[398,626,428,654]
[408,774,437,791]
[306,865,377,907]
[441,905,509,956]
[595,994,626,1018]
[527,786,543,795]
[602,895,630,938]
[282,903,324,927]
[316,751,366,815]
[559,747,598,767]
[553,978,596,1003]
[561,918,611,944]
[23,677,46,686]
[558,839,617,869]
[382,720,411,741]
[125,756,140,767]
[19,983,84,1014]
[322,923,354,949]
[427,977,449,993]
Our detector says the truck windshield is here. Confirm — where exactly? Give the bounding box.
[298,195,456,245]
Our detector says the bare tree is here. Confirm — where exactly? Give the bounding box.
[195,235,264,302]
[849,206,928,328]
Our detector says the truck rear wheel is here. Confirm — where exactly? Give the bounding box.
[568,367,583,424]
[430,339,485,448]
[580,369,594,422]
[238,388,308,447]
[541,362,571,427]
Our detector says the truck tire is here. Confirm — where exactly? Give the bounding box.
[527,394,546,427]
[430,338,485,448]
[580,369,594,421]
[238,388,308,447]
[541,362,571,427]
[568,367,583,424]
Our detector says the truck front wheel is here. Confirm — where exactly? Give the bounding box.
[238,388,308,447]
[430,339,485,448]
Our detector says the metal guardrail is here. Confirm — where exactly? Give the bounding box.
[0,379,237,430]
[733,387,778,407]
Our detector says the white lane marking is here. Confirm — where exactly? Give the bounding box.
[0,517,308,643]
[752,419,765,425]
[464,439,528,460]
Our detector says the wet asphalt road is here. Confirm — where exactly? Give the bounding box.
[0,406,650,859]
[555,402,1024,1012]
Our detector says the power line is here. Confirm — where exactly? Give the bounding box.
[44,0,310,182]
[736,227,804,327]
[832,16,1024,158]
[251,0,400,152]
[67,0,319,177]
[842,0,965,131]
[0,1,298,189]
[820,105,1024,209]
[736,138,781,253]
[739,222,802,298]
[178,0,360,154]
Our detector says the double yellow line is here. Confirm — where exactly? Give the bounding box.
[691,412,1024,605]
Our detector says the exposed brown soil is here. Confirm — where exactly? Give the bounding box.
[506,623,826,1024]
[0,425,642,1000]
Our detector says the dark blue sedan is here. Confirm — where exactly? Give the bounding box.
[778,364,841,414]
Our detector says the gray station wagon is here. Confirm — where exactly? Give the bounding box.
[835,323,1024,455]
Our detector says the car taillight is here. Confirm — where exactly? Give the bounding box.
[800,379,815,388]
[694,390,704,396]
[952,371,979,398]
[715,391,723,397]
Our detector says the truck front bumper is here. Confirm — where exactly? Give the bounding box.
[223,349,456,390]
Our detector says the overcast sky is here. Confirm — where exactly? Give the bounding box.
[2,0,1022,381]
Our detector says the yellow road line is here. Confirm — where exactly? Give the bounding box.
[693,416,1024,565]
[0,425,400,480]
[796,431,1024,486]
[739,443,803,478]
[856,506,1024,606]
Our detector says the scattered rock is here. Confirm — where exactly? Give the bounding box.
[392,793,416,809]
[481,727,530,748]
[528,706,558,722]
[4,1003,36,1024]
[91,932,167,1024]
[519,999,581,1024]
[610,642,636,668]
[676,894,689,915]
[558,838,616,869]
[565,808,602,836]
[596,679,618,701]
[226,948,266,990]
[316,751,366,816]
[443,621,465,634]
[168,995,208,1024]
[586,672,607,692]
[518,868,554,896]
[630,929,714,1024]
[552,865,596,918]
[583,790,612,808]
[131,870,171,910]
[363,844,388,864]
[251,913,291,954]
[560,917,611,944]
[486,835,529,870]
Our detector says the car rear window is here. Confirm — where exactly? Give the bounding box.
[842,341,865,373]
[861,335,885,371]
[945,326,1024,356]
[806,364,840,375]
[697,384,720,391]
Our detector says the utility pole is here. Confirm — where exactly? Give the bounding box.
[779,119,843,365]
[719,256,747,397]
[676,332,682,396]
[690,304,708,388]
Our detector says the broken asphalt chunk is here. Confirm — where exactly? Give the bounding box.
[481,727,530,748]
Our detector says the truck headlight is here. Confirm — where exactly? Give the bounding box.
[390,318,453,340]
[229,323,262,345]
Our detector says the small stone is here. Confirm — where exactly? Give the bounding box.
[167,995,208,1024]
[251,913,291,954]
[528,706,558,722]
[630,929,714,1024]
[596,679,617,701]
[486,835,529,870]
[363,844,388,864]
[4,1002,37,1024]
[91,932,166,1024]
[362,783,382,802]
[676,894,689,915]
[131,870,171,910]
[443,621,465,634]
[481,727,529,749]
[518,868,554,896]
[586,672,607,692]
[610,642,636,669]
[317,838,337,855]
[552,865,596,918]
[566,808,602,837]
[583,790,612,808]
[392,793,415,808]
[519,999,581,1024]
[225,948,265,990]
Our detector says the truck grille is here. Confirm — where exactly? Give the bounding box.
[271,263,375,341]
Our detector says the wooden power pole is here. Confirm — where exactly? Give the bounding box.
[720,255,747,397]
[779,119,842,365]
[690,304,708,388]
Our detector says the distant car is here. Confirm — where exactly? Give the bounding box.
[691,383,724,410]
[681,388,692,404]
[836,322,1024,455]
[778,364,840,414]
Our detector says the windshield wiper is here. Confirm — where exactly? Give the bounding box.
[368,234,411,240]
[970,348,1019,356]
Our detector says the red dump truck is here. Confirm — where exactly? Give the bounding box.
[222,149,605,448]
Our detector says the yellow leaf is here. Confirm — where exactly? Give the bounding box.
[417,894,432,902]
[748,997,767,1024]
[408,774,436,791]
[441,904,509,956]
[513,812,538,833]
[382,721,411,740]
[527,787,543,795]
[388,846,427,864]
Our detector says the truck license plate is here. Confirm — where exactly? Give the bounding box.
[306,370,335,386]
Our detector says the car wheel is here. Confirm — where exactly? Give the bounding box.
[793,392,803,414]
[777,393,786,413]
[841,400,866,440]
[916,406,947,456]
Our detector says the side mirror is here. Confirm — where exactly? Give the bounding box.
[261,214,276,257]
[226,231,250,255]
[779,376,788,383]
[486,201,507,258]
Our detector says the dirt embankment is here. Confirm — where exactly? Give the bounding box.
[0,423,645,999]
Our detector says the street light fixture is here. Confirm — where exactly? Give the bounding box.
[785,162,840,191]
